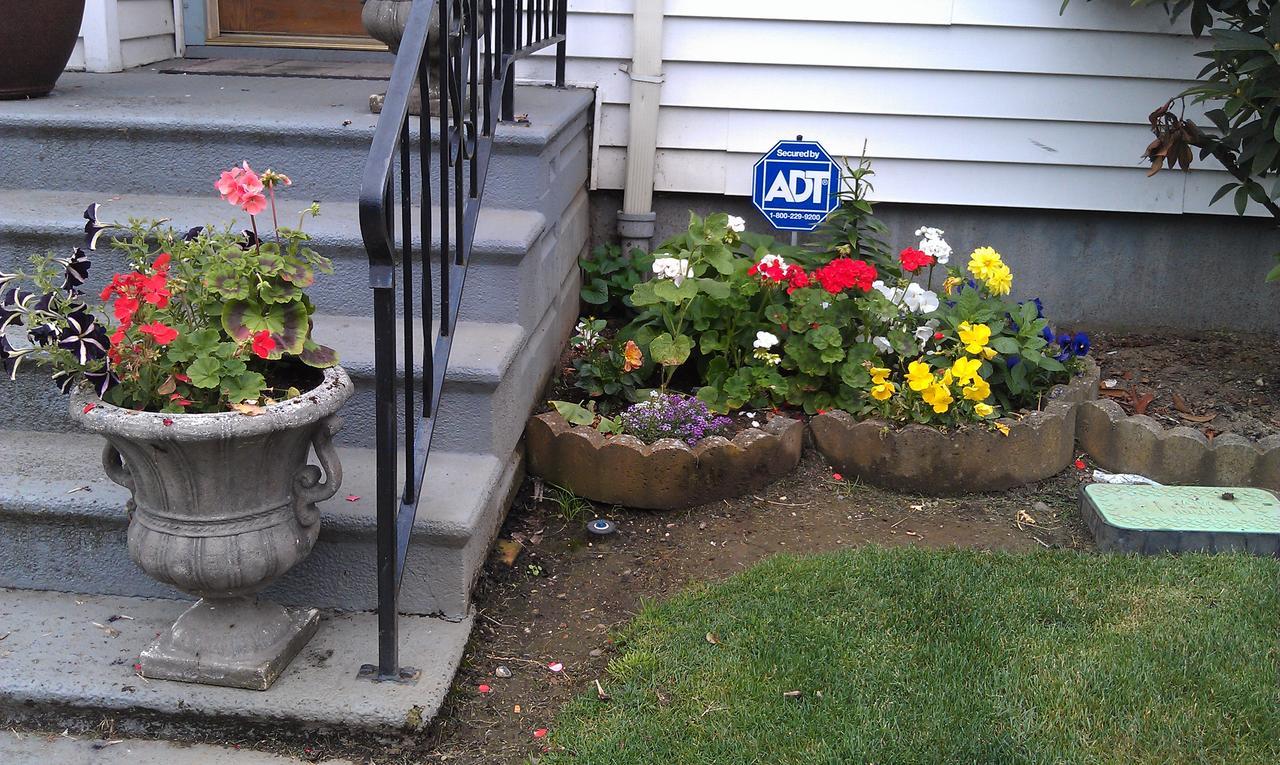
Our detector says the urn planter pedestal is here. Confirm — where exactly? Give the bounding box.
[526,411,805,511]
[811,360,1100,495]
[69,367,354,690]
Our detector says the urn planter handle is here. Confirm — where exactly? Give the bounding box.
[101,441,135,492]
[292,415,344,527]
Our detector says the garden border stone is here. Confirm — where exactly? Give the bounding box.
[1077,399,1280,491]
[525,411,804,510]
[810,359,1099,494]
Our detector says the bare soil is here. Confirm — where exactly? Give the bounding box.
[1093,330,1280,441]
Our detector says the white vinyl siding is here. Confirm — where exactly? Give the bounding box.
[522,1,1248,216]
[72,0,179,72]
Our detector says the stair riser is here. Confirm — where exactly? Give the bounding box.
[0,452,523,617]
[0,120,586,219]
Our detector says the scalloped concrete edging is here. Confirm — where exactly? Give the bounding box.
[810,359,1100,495]
[1077,399,1280,491]
[525,412,805,510]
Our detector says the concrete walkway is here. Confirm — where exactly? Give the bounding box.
[0,730,356,764]
[0,588,471,731]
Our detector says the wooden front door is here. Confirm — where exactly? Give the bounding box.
[217,0,368,38]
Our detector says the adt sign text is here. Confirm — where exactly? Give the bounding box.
[751,139,841,232]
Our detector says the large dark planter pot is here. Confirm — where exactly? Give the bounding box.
[811,359,1100,495]
[526,411,805,511]
[69,367,355,690]
[0,0,87,100]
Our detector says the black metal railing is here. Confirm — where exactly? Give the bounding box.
[357,0,567,682]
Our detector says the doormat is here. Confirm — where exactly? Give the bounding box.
[1081,484,1280,555]
[159,58,391,81]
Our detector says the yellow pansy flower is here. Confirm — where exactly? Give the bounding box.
[905,360,934,392]
[921,381,953,414]
[950,357,982,385]
[974,402,995,417]
[963,377,991,402]
[967,246,1004,280]
[869,366,892,383]
[942,276,963,296]
[984,263,1013,296]
[994,421,1010,436]
[957,322,992,355]
[871,379,896,401]
[980,346,998,360]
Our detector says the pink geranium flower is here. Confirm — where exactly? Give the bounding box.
[215,162,267,214]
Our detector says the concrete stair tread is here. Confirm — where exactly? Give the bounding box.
[0,188,546,259]
[0,428,508,546]
[0,69,594,150]
[311,313,526,388]
[0,586,470,731]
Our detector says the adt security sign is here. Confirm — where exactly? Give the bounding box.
[752,139,841,232]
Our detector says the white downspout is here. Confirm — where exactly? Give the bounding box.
[617,0,665,253]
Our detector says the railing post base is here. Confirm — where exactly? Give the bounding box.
[357,664,422,685]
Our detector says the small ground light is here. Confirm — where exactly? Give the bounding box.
[587,519,616,536]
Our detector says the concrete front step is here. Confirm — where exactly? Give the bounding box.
[0,186,588,326]
[0,69,593,220]
[0,587,470,733]
[0,731,358,765]
[3,244,579,454]
[0,427,521,617]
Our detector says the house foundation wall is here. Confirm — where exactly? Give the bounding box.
[589,190,1280,334]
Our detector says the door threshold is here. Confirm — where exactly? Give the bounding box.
[159,57,393,81]
[205,33,386,51]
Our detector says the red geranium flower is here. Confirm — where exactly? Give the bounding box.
[813,258,877,294]
[138,322,179,345]
[251,330,276,359]
[898,247,934,273]
[785,267,810,294]
[112,296,140,326]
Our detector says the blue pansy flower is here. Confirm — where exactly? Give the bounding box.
[1041,325,1055,344]
[1072,332,1090,357]
[1006,356,1021,369]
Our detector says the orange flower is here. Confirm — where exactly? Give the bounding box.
[622,340,643,372]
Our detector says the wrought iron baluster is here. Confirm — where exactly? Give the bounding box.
[360,0,570,686]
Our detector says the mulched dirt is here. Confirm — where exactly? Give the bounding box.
[1092,331,1280,441]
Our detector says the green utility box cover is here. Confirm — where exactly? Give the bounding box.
[1080,484,1280,556]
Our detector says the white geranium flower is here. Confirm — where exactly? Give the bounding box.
[872,280,904,304]
[652,256,693,286]
[873,336,893,354]
[820,301,831,309]
[913,319,940,345]
[754,330,780,350]
[727,215,746,233]
[916,225,952,265]
[903,282,939,314]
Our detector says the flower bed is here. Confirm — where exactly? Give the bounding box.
[1077,399,1280,491]
[812,358,1099,494]
[539,155,1094,503]
[526,408,804,511]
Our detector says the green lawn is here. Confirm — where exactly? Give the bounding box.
[545,547,1279,765]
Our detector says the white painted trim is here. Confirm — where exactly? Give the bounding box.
[81,0,124,72]
[172,0,186,55]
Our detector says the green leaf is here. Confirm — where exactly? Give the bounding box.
[653,278,700,303]
[1267,260,1280,282]
[991,336,1021,355]
[300,340,339,369]
[223,371,267,404]
[1210,181,1239,206]
[187,357,222,389]
[221,299,309,355]
[580,278,609,305]
[629,280,661,306]
[1212,29,1271,52]
[550,400,597,426]
[694,277,731,300]
[649,332,693,367]
[1235,186,1251,215]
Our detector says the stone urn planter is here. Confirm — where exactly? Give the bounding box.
[811,359,1100,494]
[1,0,86,99]
[69,367,355,690]
[1077,400,1280,491]
[526,411,805,511]
[361,0,489,114]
